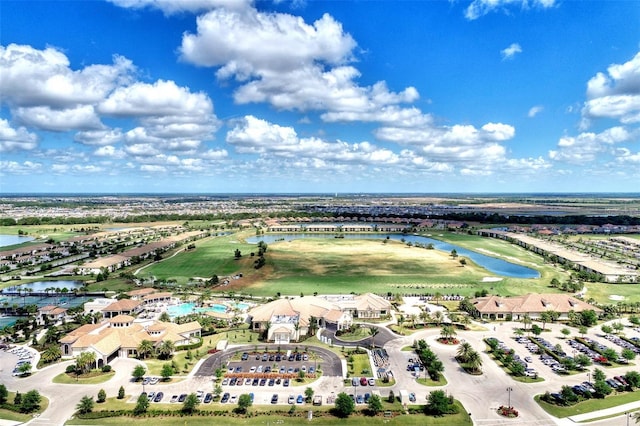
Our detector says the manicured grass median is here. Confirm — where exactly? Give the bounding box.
[52,371,115,384]
[535,391,640,418]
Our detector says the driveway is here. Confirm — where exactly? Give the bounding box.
[321,323,399,348]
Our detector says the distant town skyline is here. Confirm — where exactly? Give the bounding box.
[1,0,639,194]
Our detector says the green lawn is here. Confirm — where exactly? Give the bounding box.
[535,390,640,418]
[347,353,373,377]
[52,371,115,384]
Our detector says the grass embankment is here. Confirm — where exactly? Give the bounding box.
[0,391,49,421]
[535,391,640,418]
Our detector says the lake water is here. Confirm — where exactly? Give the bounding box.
[0,234,35,248]
[0,280,90,310]
[247,233,540,279]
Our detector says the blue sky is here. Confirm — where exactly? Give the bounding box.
[1,0,639,194]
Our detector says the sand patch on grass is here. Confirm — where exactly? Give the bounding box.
[482,277,503,282]
[609,295,625,301]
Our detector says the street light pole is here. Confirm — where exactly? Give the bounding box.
[506,387,513,408]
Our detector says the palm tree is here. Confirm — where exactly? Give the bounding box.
[137,340,154,360]
[440,324,456,342]
[540,312,551,331]
[456,342,474,363]
[369,326,379,349]
[521,313,532,333]
[466,350,483,373]
[433,311,444,326]
[156,340,175,360]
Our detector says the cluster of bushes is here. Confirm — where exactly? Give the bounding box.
[541,370,640,406]
[0,385,42,414]
[415,339,444,381]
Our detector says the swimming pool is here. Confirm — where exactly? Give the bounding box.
[167,302,249,317]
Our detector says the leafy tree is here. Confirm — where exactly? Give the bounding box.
[19,390,41,413]
[425,390,454,415]
[117,386,125,399]
[236,393,252,414]
[388,389,395,403]
[158,311,171,322]
[304,387,314,403]
[76,395,94,414]
[17,362,32,376]
[334,392,355,418]
[368,393,383,415]
[624,371,640,388]
[621,348,636,362]
[561,328,571,338]
[613,322,624,333]
[132,365,146,381]
[531,324,542,336]
[97,389,106,403]
[580,310,598,327]
[574,354,592,369]
[601,324,613,334]
[510,361,525,376]
[161,363,174,381]
[213,384,223,399]
[593,380,612,398]
[13,391,21,406]
[133,393,149,415]
[0,384,8,404]
[593,368,606,382]
[41,346,62,364]
[602,348,618,363]
[297,369,305,382]
[560,386,579,405]
[540,312,552,330]
[182,393,199,413]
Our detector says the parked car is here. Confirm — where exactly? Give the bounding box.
[288,395,295,404]
[154,392,164,403]
[368,378,376,386]
[271,394,279,404]
[360,377,368,386]
[204,393,212,403]
[221,393,230,403]
[178,394,187,402]
[297,395,304,404]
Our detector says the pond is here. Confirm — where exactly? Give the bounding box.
[246,233,540,279]
[5,280,83,293]
[0,234,35,248]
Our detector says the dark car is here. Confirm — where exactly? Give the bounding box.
[204,393,212,403]
[154,392,164,403]
[241,352,249,361]
[283,378,290,387]
[252,378,259,386]
[259,378,267,386]
[268,378,275,386]
[178,394,187,402]
[360,377,368,386]
[271,394,279,404]
[221,393,230,403]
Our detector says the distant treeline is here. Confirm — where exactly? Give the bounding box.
[328,211,640,226]
[0,211,323,226]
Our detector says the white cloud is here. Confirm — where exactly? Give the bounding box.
[549,126,635,164]
[179,5,417,123]
[582,51,640,125]
[94,145,126,158]
[226,115,400,166]
[14,105,103,132]
[0,119,38,152]
[201,148,229,160]
[465,0,556,20]
[528,105,544,117]
[0,160,42,175]
[0,44,134,109]
[75,129,123,146]
[108,0,251,15]
[140,164,167,172]
[615,148,640,164]
[99,80,219,151]
[501,43,522,60]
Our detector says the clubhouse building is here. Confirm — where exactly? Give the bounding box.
[472,293,602,321]
[248,293,391,344]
